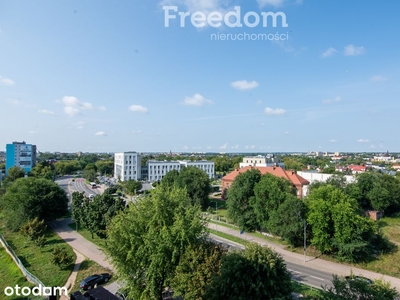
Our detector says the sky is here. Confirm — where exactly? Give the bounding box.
[1,0,399,153]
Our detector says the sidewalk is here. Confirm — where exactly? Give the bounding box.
[49,218,113,271]
[208,222,400,291]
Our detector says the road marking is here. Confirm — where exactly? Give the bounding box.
[310,275,325,281]
[288,269,301,274]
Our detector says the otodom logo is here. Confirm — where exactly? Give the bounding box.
[163,6,288,28]
[3,285,68,297]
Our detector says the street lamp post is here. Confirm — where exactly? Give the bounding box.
[304,220,308,262]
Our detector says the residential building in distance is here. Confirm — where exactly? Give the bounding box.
[146,160,214,182]
[5,141,37,175]
[239,154,285,168]
[114,152,141,181]
[222,166,309,198]
[0,151,5,162]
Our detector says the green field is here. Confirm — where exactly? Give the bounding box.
[0,220,75,288]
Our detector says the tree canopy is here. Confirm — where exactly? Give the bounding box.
[0,177,68,231]
[204,243,293,300]
[105,185,205,300]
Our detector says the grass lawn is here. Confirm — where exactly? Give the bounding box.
[291,281,322,299]
[0,221,75,288]
[68,222,107,249]
[0,247,41,300]
[70,259,115,293]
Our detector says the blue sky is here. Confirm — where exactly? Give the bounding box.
[1,0,399,153]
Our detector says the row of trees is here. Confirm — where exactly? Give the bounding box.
[225,169,399,262]
[71,189,125,238]
[226,169,307,247]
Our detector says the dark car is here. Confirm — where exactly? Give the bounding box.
[79,273,111,290]
[345,275,373,285]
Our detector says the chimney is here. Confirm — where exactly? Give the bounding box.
[291,169,295,175]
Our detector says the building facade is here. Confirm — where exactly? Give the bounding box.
[147,160,214,182]
[5,141,37,175]
[114,152,141,181]
[239,154,285,168]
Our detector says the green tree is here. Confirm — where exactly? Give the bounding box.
[95,160,114,176]
[51,246,73,270]
[0,177,68,231]
[105,186,204,300]
[226,168,261,231]
[6,166,25,181]
[19,217,47,246]
[306,185,377,261]
[204,243,292,300]
[30,163,55,180]
[83,169,97,182]
[122,179,142,200]
[160,169,180,188]
[172,240,227,300]
[252,173,296,231]
[71,192,85,231]
[320,274,400,300]
[268,197,307,247]
[176,167,211,210]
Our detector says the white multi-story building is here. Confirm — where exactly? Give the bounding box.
[179,160,215,179]
[147,161,181,182]
[114,152,141,181]
[146,160,215,182]
[239,154,285,168]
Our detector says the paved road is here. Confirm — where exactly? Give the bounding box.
[209,234,333,289]
[208,223,400,292]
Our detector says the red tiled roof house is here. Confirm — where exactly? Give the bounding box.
[222,166,310,198]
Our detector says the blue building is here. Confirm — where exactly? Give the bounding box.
[5,141,37,175]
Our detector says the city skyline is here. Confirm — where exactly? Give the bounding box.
[1,1,399,153]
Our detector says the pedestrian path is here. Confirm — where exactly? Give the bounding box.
[49,218,113,271]
[208,222,400,292]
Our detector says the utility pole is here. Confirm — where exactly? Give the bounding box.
[304,220,307,262]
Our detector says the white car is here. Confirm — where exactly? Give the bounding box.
[88,194,95,199]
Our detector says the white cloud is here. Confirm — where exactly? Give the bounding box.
[256,100,263,105]
[207,146,212,149]
[182,94,213,107]
[29,130,37,134]
[321,47,337,58]
[132,130,143,134]
[357,139,370,143]
[370,75,387,82]
[257,0,284,8]
[64,106,80,117]
[95,131,107,136]
[329,139,337,143]
[128,105,148,113]
[183,145,189,150]
[38,109,55,115]
[322,96,342,104]
[231,80,259,91]
[0,76,15,86]
[264,107,286,115]
[232,144,239,149]
[219,143,228,149]
[284,131,289,134]
[370,144,376,149]
[344,44,365,56]
[59,96,95,117]
[98,105,107,111]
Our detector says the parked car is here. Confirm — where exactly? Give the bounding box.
[79,273,111,290]
[345,275,373,285]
